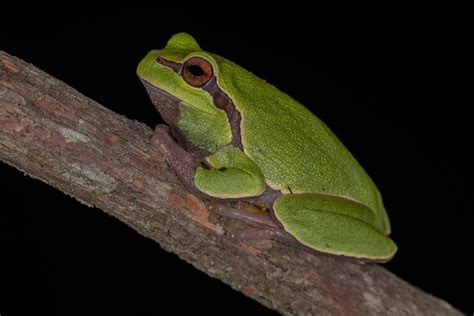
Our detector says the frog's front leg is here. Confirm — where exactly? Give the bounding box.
[151,124,266,201]
[273,194,398,261]
[151,124,202,195]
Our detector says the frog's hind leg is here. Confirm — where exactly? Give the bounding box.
[273,193,397,261]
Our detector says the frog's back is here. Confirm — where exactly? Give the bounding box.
[216,56,389,231]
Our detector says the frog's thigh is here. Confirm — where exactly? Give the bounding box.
[194,147,266,199]
[195,166,265,198]
[273,194,397,260]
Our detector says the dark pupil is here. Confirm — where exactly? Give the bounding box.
[188,65,204,77]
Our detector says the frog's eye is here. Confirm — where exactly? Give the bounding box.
[183,57,214,87]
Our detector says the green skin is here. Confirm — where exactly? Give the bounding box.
[137,33,397,261]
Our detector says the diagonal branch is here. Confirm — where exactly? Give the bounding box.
[0,51,461,316]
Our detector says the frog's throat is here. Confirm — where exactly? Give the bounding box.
[140,78,181,128]
[156,57,243,150]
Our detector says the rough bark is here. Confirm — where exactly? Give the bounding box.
[0,51,462,316]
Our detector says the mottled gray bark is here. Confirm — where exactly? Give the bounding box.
[0,51,462,316]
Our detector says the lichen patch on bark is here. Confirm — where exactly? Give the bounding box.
[58,126,91,143]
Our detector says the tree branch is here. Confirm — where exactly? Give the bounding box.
[0,51,461,316]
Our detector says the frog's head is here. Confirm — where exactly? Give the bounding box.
[137,33,232,152]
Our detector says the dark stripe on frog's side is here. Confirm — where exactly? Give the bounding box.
[202,77,243,150]
[157,57,243,150]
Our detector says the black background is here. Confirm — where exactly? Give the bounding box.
[1,7,471,315]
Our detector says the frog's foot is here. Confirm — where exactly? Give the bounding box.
[208,201,280,229]
[273,193,397,261]
[208,201,312,250]
[151,124,203,195]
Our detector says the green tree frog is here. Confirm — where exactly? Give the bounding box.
[137,33,397,261]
